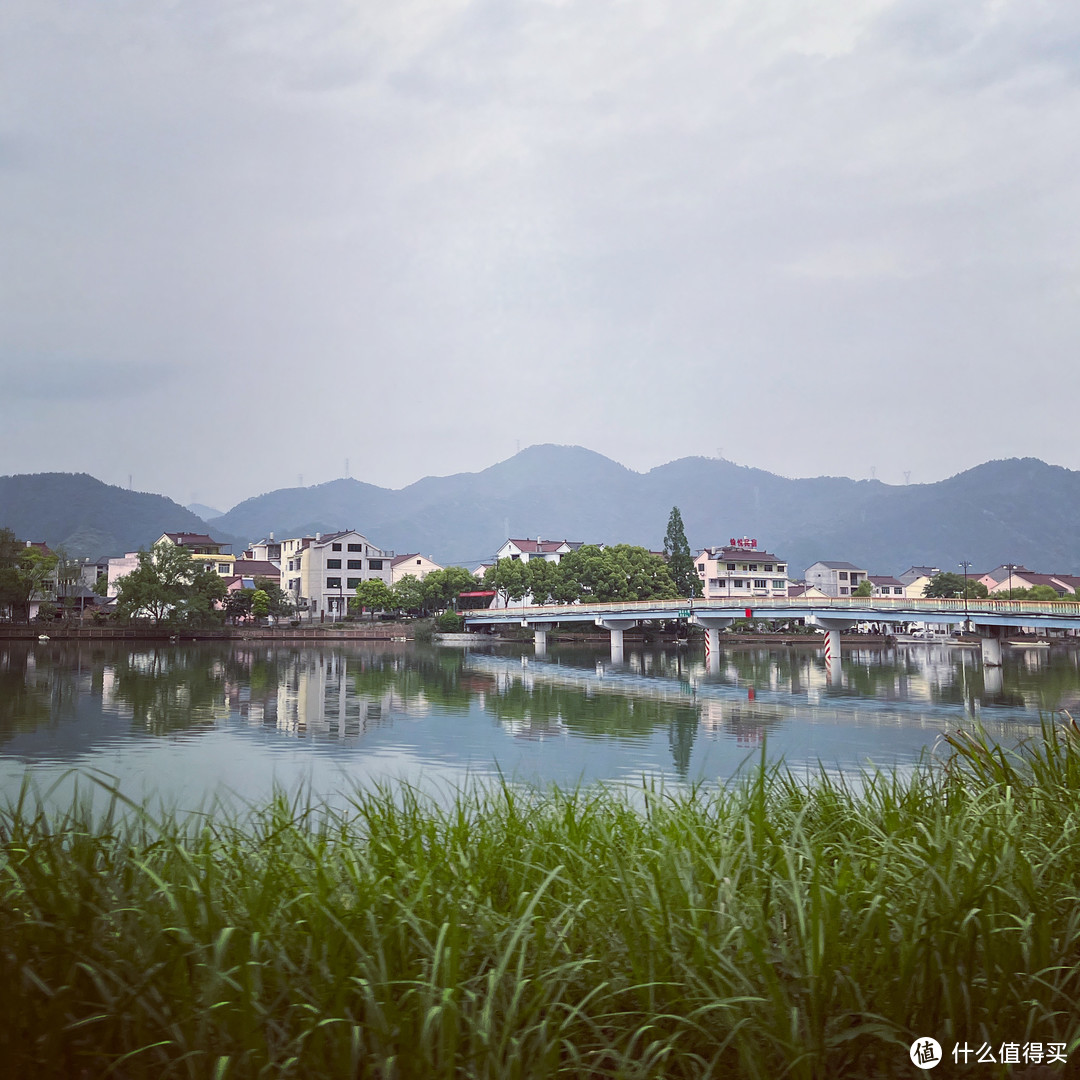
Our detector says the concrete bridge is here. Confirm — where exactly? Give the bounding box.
[462,595,1080,674]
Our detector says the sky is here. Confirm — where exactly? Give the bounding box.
[2,0,1079,512]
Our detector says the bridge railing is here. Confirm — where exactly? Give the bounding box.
[464,595,1080,620]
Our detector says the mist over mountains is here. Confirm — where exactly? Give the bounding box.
[2,446,1078,578]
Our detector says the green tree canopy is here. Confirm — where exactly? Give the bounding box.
[663,507,701,598]
[114,543,226,625]
[351,578,394,620]
[923,573,989,599]
[852,580,874,597]
[392,574,427,614]
[483,559,529,607]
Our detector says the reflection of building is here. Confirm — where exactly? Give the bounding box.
[275,650,429,737]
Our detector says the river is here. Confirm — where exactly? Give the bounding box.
[1,637,1077,808]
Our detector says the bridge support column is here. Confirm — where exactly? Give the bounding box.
[532,623,552,657]
[691,615,734,675]
[596,618,637,664]
[814,618,855,684]
[980,635,1002,668]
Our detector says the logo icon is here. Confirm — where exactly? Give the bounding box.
[910,1037,942,1069]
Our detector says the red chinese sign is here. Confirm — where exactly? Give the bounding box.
[729,538,758,549]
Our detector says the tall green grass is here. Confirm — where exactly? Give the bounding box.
[2,723,1080,1078]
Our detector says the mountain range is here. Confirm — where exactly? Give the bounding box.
[2,446,1078,578]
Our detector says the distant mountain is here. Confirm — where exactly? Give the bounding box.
[4,450,1080,576]
[186,502,223,520]
[0,473,241,559]
[210,446,1080,577]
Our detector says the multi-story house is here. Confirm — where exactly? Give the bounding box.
[869,575,906,597]
[156,532,235,577]
[803,560,869,597]
[694,540,791,599]
[494,538,584,564]
[280,530,394,617]
[390,553,443,584]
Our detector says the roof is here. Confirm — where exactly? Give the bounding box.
[232,559,280,578]
[702,547,783,562]
[391,552,432,567]
[810,561,866,571]
[162,532,221,547]
[505,538,575,554]
[869,576,904,586]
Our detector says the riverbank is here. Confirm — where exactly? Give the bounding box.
[2,724,1078,1078]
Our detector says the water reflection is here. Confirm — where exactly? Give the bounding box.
[1,640,1078,803]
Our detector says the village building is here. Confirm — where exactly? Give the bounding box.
[694,539,791,599]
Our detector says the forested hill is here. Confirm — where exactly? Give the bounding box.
[212,448,1080,577]
[3,450,1080,577]
[0,473,230,559]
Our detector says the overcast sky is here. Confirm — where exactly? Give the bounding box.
[2,0,1078,511]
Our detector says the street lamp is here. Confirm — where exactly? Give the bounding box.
[959,560,972,633]
[1006,563,1017,602]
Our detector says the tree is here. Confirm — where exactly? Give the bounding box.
[251,589,270,620]
[392,574,427,614]
[526,558,560,605]
[923,573,988,599]
[351,578,394,620]
[113,543,225,626]
[852,580,874,597]
[422,566,478,614]
[483,559,529,607]
[224,589,254,622]
[663,507,701,598]
[554,544,678,603]
[253,578,293,618]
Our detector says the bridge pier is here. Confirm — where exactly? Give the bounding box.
[532,623,553,657]
[595,618,637,663]
[691,615,734,674]
[814,618,855,684]
[980,634,1002,668]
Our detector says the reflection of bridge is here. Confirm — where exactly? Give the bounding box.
[463,596,1080,674]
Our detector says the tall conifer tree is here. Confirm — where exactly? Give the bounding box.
[663,506,701,597]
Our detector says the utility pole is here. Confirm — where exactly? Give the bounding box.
[959,560,972,633]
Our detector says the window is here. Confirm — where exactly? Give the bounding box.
[727,563,736,571]
[772,580,785,589]
[840,587,849,595]
[754,579,767,589]
[347,560,362,570]
[709,579,721,588]
[347,578,361,589]
[777,565,785,573]
[749,564,758,572]
[697,563,705,572]
[733,579,745,588]
[894,587,903,595]
[416,558,422,564]
[510,554,520,560]
[326,577,341,588]
[764,564,773,572]
[839,572,848,581]
[369,559,383,570]
[348,544,362,552]
[217,563,230,574]
[332,543,342,551]
[327,559,342,569]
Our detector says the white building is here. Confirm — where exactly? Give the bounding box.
[694,540,792,599]
[494,538,583,564]
[804,561,869,597]
[280,530,394,617]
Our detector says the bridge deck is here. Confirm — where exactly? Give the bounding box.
[463,595,1080,631]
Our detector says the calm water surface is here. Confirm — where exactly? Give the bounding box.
[1,638,1077,807]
